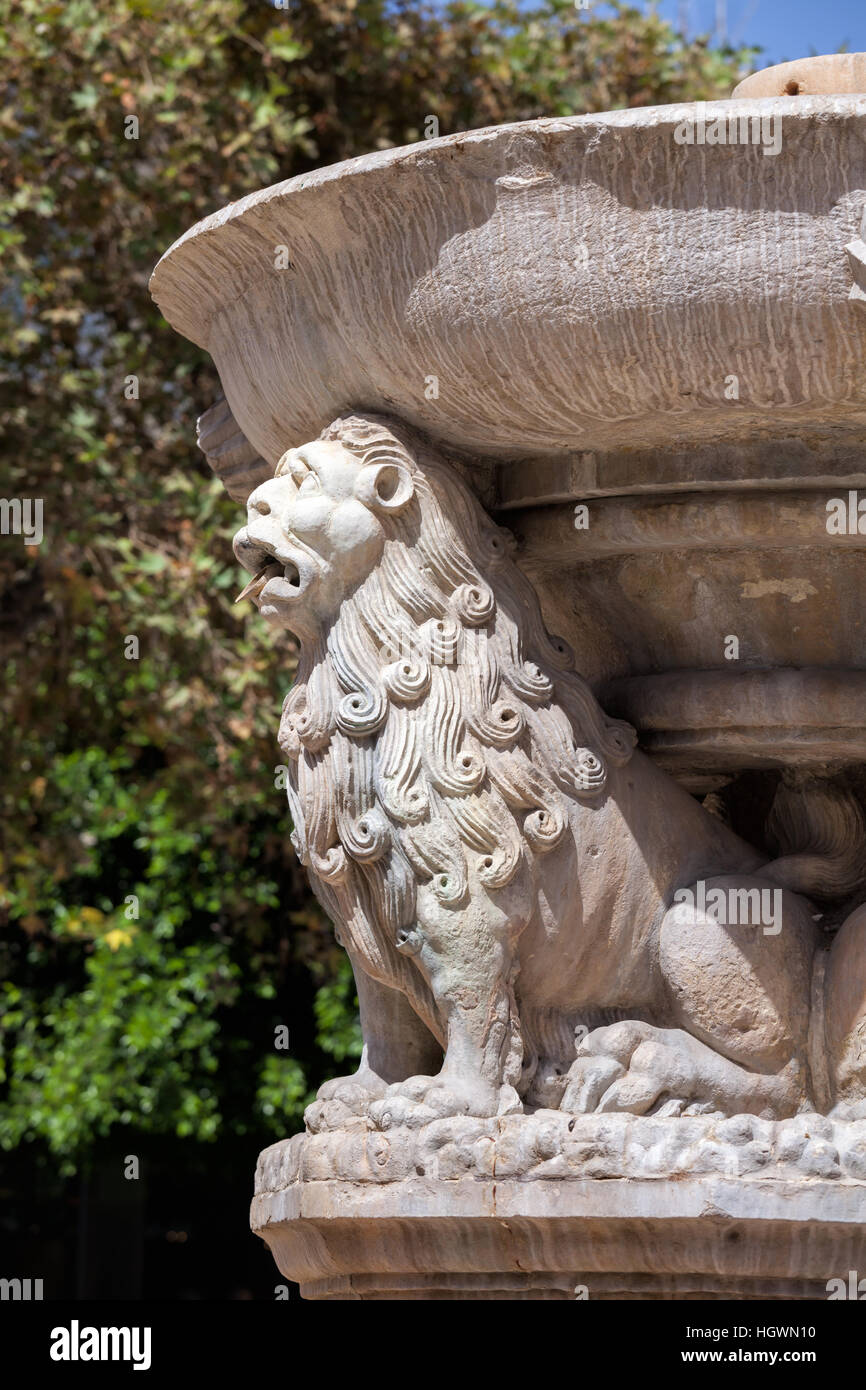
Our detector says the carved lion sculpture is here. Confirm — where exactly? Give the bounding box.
[233,413,866,1128]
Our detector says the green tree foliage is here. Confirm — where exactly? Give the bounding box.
[0,0,754,1169]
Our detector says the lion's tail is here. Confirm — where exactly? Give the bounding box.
[762,774,866,903]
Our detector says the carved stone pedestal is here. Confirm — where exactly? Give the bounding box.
[252,1113,866,1299]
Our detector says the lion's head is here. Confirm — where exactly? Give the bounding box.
[233,422,416,638]
[233,414,636,1042]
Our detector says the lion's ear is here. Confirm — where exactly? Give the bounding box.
[355,462,414,514]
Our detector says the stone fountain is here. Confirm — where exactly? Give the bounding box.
[151,54,866,1299]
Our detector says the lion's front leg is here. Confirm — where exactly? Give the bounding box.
[306,952,442,1132]
[368,882,526,1127]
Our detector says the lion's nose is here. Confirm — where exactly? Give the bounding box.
[233,525,275,571]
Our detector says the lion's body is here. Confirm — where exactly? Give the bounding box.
[515,755,753,1015]
[233,415,866,1123]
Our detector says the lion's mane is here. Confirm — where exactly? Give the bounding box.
[278,415,636,1044]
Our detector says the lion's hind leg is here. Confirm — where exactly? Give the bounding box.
[561,1021,803,1118]
[561,875,818,1119]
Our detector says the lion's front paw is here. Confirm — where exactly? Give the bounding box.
[367,1072,512,1129]
[316,1067,389,1105]
[366,1092,441,1131]
[305,1067,389,1133]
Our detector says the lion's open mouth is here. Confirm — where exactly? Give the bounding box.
[235,557,307,608]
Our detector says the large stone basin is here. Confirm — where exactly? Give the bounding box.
[151,93,866,789]
[151,95,866,472]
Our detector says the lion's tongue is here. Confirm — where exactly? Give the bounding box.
[235,562,281,604]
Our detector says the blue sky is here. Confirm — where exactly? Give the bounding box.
[650,0,863,66]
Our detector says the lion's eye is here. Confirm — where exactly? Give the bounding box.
[297,472,319,497]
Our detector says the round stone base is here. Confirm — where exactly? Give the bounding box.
[251,1112,866,1300]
